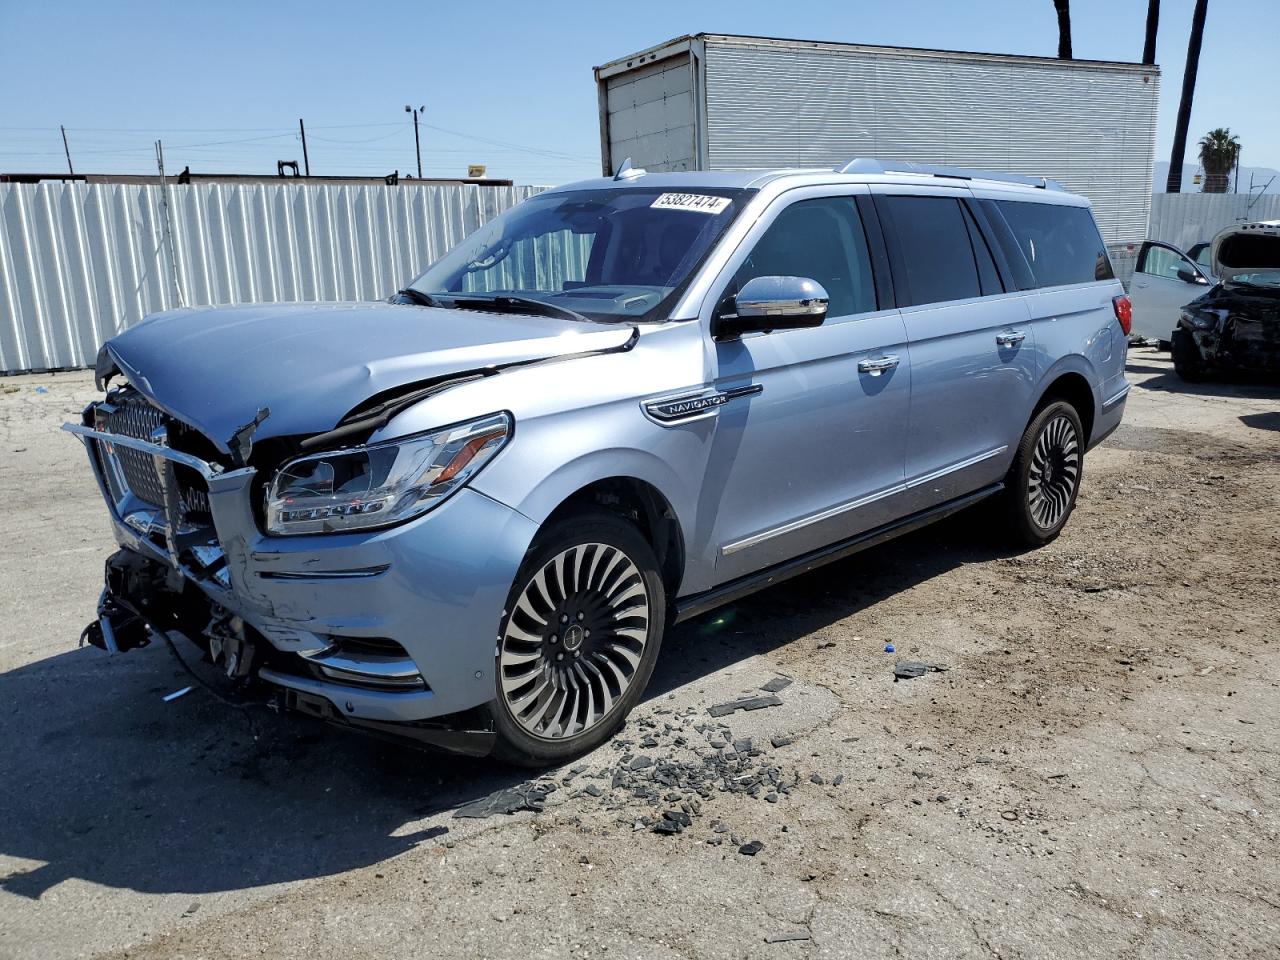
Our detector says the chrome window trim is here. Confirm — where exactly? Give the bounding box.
[720,446,1008,556]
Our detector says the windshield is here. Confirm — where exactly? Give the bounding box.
[409,187,750,322]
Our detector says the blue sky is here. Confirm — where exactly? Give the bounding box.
[1,0,1275,187]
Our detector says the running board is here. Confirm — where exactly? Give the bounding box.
[673,484,1003,624]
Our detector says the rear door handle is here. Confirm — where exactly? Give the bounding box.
[996,331,1027,347]
[857,355,900,376]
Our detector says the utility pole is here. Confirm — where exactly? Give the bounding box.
[154,140,187,308]
[298,118,311,176]
[60,125,74,175]
[405,104,425,179]
[1165,0,1209,193]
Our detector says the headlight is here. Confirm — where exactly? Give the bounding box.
[265,412,511,535]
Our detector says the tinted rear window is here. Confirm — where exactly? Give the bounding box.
[877,196,982,307]
[993,200,1114,287]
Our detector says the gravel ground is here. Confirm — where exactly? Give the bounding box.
[0,350,1277,959]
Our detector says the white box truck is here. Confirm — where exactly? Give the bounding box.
[595,33,1160,277]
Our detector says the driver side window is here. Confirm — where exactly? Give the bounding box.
[731,197,876,319]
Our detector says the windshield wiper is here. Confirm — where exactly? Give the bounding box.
[392,288,446,308]
[450,294,592,324]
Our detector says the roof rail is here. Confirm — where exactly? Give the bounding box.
[834,157,1064,191]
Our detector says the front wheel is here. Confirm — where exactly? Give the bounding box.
[1004,400,1085,547]
[488,512,666,767]
[1171,329,1208,382]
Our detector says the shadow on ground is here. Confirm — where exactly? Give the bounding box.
[1126,355,1280,400]
[0,507,1018,900]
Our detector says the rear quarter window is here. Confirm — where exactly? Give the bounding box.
[993,200,1115,288]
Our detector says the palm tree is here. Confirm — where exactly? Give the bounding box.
[1198,128,1240,193]
[1143,0,1160,64]
[1166,0,1210,192]
[1053,0,1072,58]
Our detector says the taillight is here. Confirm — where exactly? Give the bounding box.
[1112,294,1133,336]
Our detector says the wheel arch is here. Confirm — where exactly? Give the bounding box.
[1031,361,1098,443]
[540,476,686,602]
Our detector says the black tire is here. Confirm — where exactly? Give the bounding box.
[487,511,666,767]
[1004,400,1085,547]
[1171,329,1208,382]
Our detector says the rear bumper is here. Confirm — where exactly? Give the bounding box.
[65,419,538,724]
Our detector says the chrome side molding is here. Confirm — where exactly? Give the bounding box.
[721,446,1008,556]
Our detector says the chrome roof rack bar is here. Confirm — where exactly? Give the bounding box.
[834,157,1064,191]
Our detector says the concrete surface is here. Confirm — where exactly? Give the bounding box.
[0,350,1277,959]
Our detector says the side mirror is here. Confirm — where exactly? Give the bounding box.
[1176,267,1207,285]
[716,276,829,339]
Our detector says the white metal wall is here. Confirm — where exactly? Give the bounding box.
[1149,192,1280,250]
[0,181,543,374]
[699,37,1160,249]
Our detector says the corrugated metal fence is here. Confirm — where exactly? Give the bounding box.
[0,181,543,374]
[1149,192,1280,250]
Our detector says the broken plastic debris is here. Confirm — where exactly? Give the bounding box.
[893,660,950,682]
[162,686,194,702]
[707,695,782,717]
[738,839,765,856]
[760,676,792,693]
[453,782,551,818]
[884,643,895,653]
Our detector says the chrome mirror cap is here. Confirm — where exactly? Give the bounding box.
[735,276,829,320]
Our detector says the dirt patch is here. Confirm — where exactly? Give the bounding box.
[1,358,1278,960]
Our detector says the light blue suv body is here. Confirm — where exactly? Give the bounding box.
[68,159,1129,764]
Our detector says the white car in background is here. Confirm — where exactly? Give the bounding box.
[1129,239,1214,345]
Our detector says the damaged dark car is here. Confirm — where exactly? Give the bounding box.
[1172,221,1280,381]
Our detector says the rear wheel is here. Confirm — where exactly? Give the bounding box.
[1171,329,1208,382]
[488,512,665,767]
[1004,400,1084,547]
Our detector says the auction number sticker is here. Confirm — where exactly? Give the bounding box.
[651,193,732,214]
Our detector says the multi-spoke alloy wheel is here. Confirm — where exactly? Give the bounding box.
[499,541,652,742]
[1026,413,1080,529]
[1005,400,1085,547]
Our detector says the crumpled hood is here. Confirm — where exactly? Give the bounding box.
[99,301,635,453]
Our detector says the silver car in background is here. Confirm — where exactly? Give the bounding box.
[67,158,1130,766]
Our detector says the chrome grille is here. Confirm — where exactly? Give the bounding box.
[106,399,167,506]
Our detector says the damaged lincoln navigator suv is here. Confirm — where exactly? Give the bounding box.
[67,159,1130,766]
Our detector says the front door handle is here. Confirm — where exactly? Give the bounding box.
[857,355,900,376]
[996,331,1027,347]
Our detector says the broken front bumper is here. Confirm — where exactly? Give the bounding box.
[65,417,538,726]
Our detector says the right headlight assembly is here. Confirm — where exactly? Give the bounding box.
[265,412,511,536]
